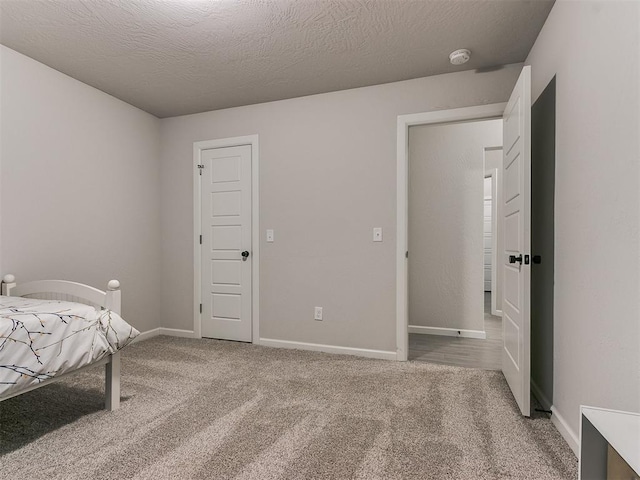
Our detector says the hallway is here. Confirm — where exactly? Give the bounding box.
[409,293,502,369]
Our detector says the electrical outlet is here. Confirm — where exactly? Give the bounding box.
[373,227,383,242]
[266,229,274,242]
[314,306,323,321]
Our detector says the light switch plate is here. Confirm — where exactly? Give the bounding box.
[373,227,383,242]
[266,229,274,242]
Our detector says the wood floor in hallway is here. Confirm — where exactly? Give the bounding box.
[409,292,503,370]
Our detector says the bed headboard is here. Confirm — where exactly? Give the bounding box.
[1,274,121,314]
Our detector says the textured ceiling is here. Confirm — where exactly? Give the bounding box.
[0,0,554,118]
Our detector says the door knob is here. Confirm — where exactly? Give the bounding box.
[509,254,523,264]
[241,251,250,261]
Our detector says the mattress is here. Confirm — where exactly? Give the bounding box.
[0,296,139,399]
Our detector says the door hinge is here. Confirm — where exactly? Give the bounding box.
[405,251,409,259]
[199,234,202,245]
[199,303,202,314]
[197,164,204,175]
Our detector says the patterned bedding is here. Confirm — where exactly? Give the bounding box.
[0,296,139,399]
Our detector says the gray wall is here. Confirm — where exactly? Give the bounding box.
[159,65,523,352]
[408,120,502,332]
[526,0,640,442]
[0,46,162,333]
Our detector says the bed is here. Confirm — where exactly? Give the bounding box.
[0,274,139,410]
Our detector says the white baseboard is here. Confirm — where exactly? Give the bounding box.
[159,327,196,338]
[408,325,486,339]
[531,378,552,411]
[132,328,160,343]
[258,338,397,361]
[133,327,196,343]
[551,405,579,457]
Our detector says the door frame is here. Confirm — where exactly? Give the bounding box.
[193,135,260,342]
[484,160,504,317]
[396,104,506,361]
[484,170,496,305]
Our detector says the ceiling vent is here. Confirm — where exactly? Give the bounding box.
[449,49,471,65]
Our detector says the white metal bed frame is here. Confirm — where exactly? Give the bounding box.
[0,274,122,411]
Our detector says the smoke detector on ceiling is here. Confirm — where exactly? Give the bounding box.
[449,49,471,66]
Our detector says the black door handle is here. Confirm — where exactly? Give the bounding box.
[241,251,250,261]
[509,254,523,264]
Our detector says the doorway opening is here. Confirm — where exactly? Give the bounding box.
[405,117,504,369]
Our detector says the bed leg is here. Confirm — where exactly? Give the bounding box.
[105,352,121,411]
[2,274,16,295]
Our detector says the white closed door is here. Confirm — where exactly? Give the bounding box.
[502,66,531,416]
[200,145,252,342]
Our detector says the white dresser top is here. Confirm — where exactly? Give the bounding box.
[582,406,640,475]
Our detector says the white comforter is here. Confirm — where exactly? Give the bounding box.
[0,296,139,399]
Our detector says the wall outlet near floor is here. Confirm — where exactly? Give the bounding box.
[266,229,274,242]
[373,227,383,242]
[314,306,323,321]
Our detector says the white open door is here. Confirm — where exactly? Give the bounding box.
[502,66,531,416]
